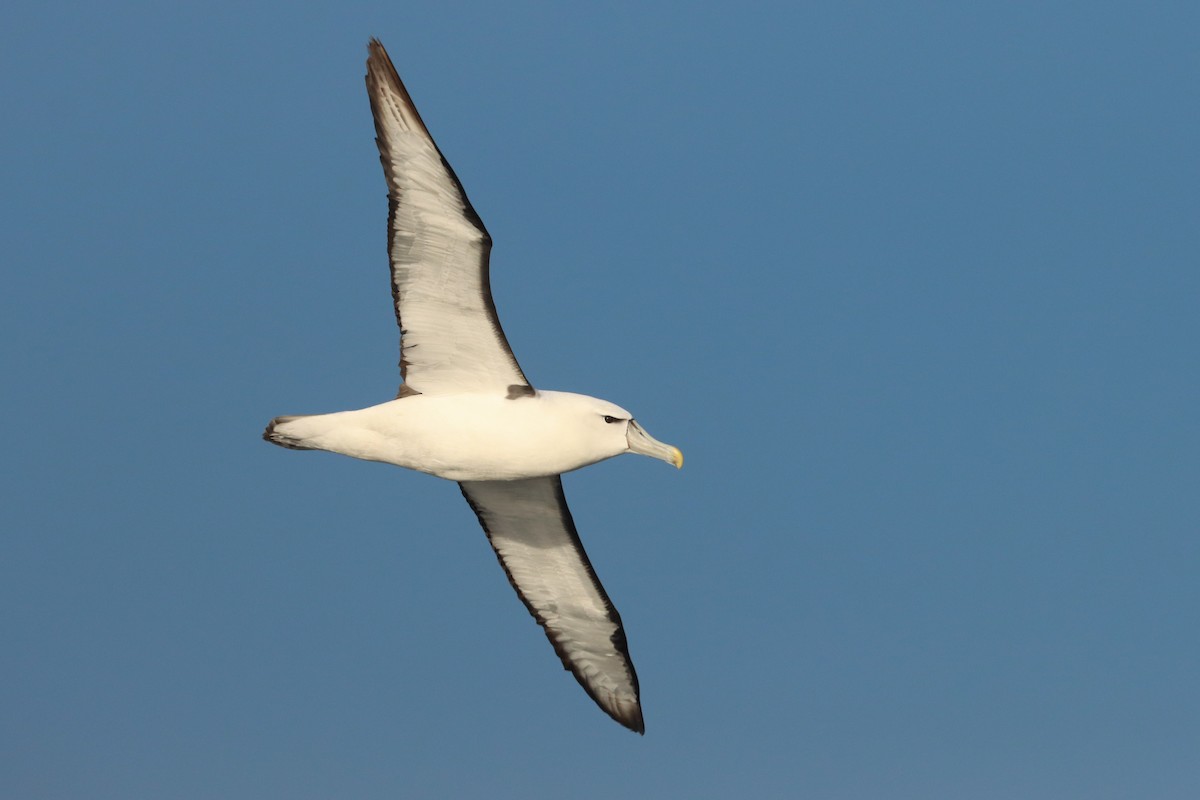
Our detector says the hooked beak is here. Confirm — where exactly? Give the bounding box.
[626,420,683,469]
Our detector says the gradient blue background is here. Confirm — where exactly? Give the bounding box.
[3,2,1197,797]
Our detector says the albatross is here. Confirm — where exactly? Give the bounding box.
[263,39,681,734]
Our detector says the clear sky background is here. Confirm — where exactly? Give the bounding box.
[3,2,1198,798]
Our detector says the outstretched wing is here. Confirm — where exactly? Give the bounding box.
[365,40,530,395]
[458,476,644,733]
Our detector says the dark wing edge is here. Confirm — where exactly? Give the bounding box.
[459,476,645,734]
[364,39,531,392]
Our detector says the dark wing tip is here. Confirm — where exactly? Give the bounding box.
[619,705,646,735]
[365,37,392,77]
[589,684,644,735]
[364,38,432,139]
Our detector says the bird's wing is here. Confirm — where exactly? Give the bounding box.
[365,39,530,395]
[458,476,644,733]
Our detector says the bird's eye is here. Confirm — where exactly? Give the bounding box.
[603,415,621,424]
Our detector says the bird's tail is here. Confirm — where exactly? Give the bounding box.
[262,415,318,450]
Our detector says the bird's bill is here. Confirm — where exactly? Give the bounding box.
[626,420,683,468]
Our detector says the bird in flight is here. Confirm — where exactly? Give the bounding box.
[264,39,682,734]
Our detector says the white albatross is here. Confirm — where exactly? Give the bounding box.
[263,39,681,734]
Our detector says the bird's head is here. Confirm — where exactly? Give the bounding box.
[545,391,683,469]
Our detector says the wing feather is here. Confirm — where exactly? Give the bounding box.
[459,476,644,733]
[365,40,530,394]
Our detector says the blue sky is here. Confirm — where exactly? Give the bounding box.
[3,2,1198,797]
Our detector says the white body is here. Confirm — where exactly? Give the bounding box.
[271,390,635,481]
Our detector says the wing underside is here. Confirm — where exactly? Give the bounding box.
[458,476,644,733]
[365,40,530,395]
